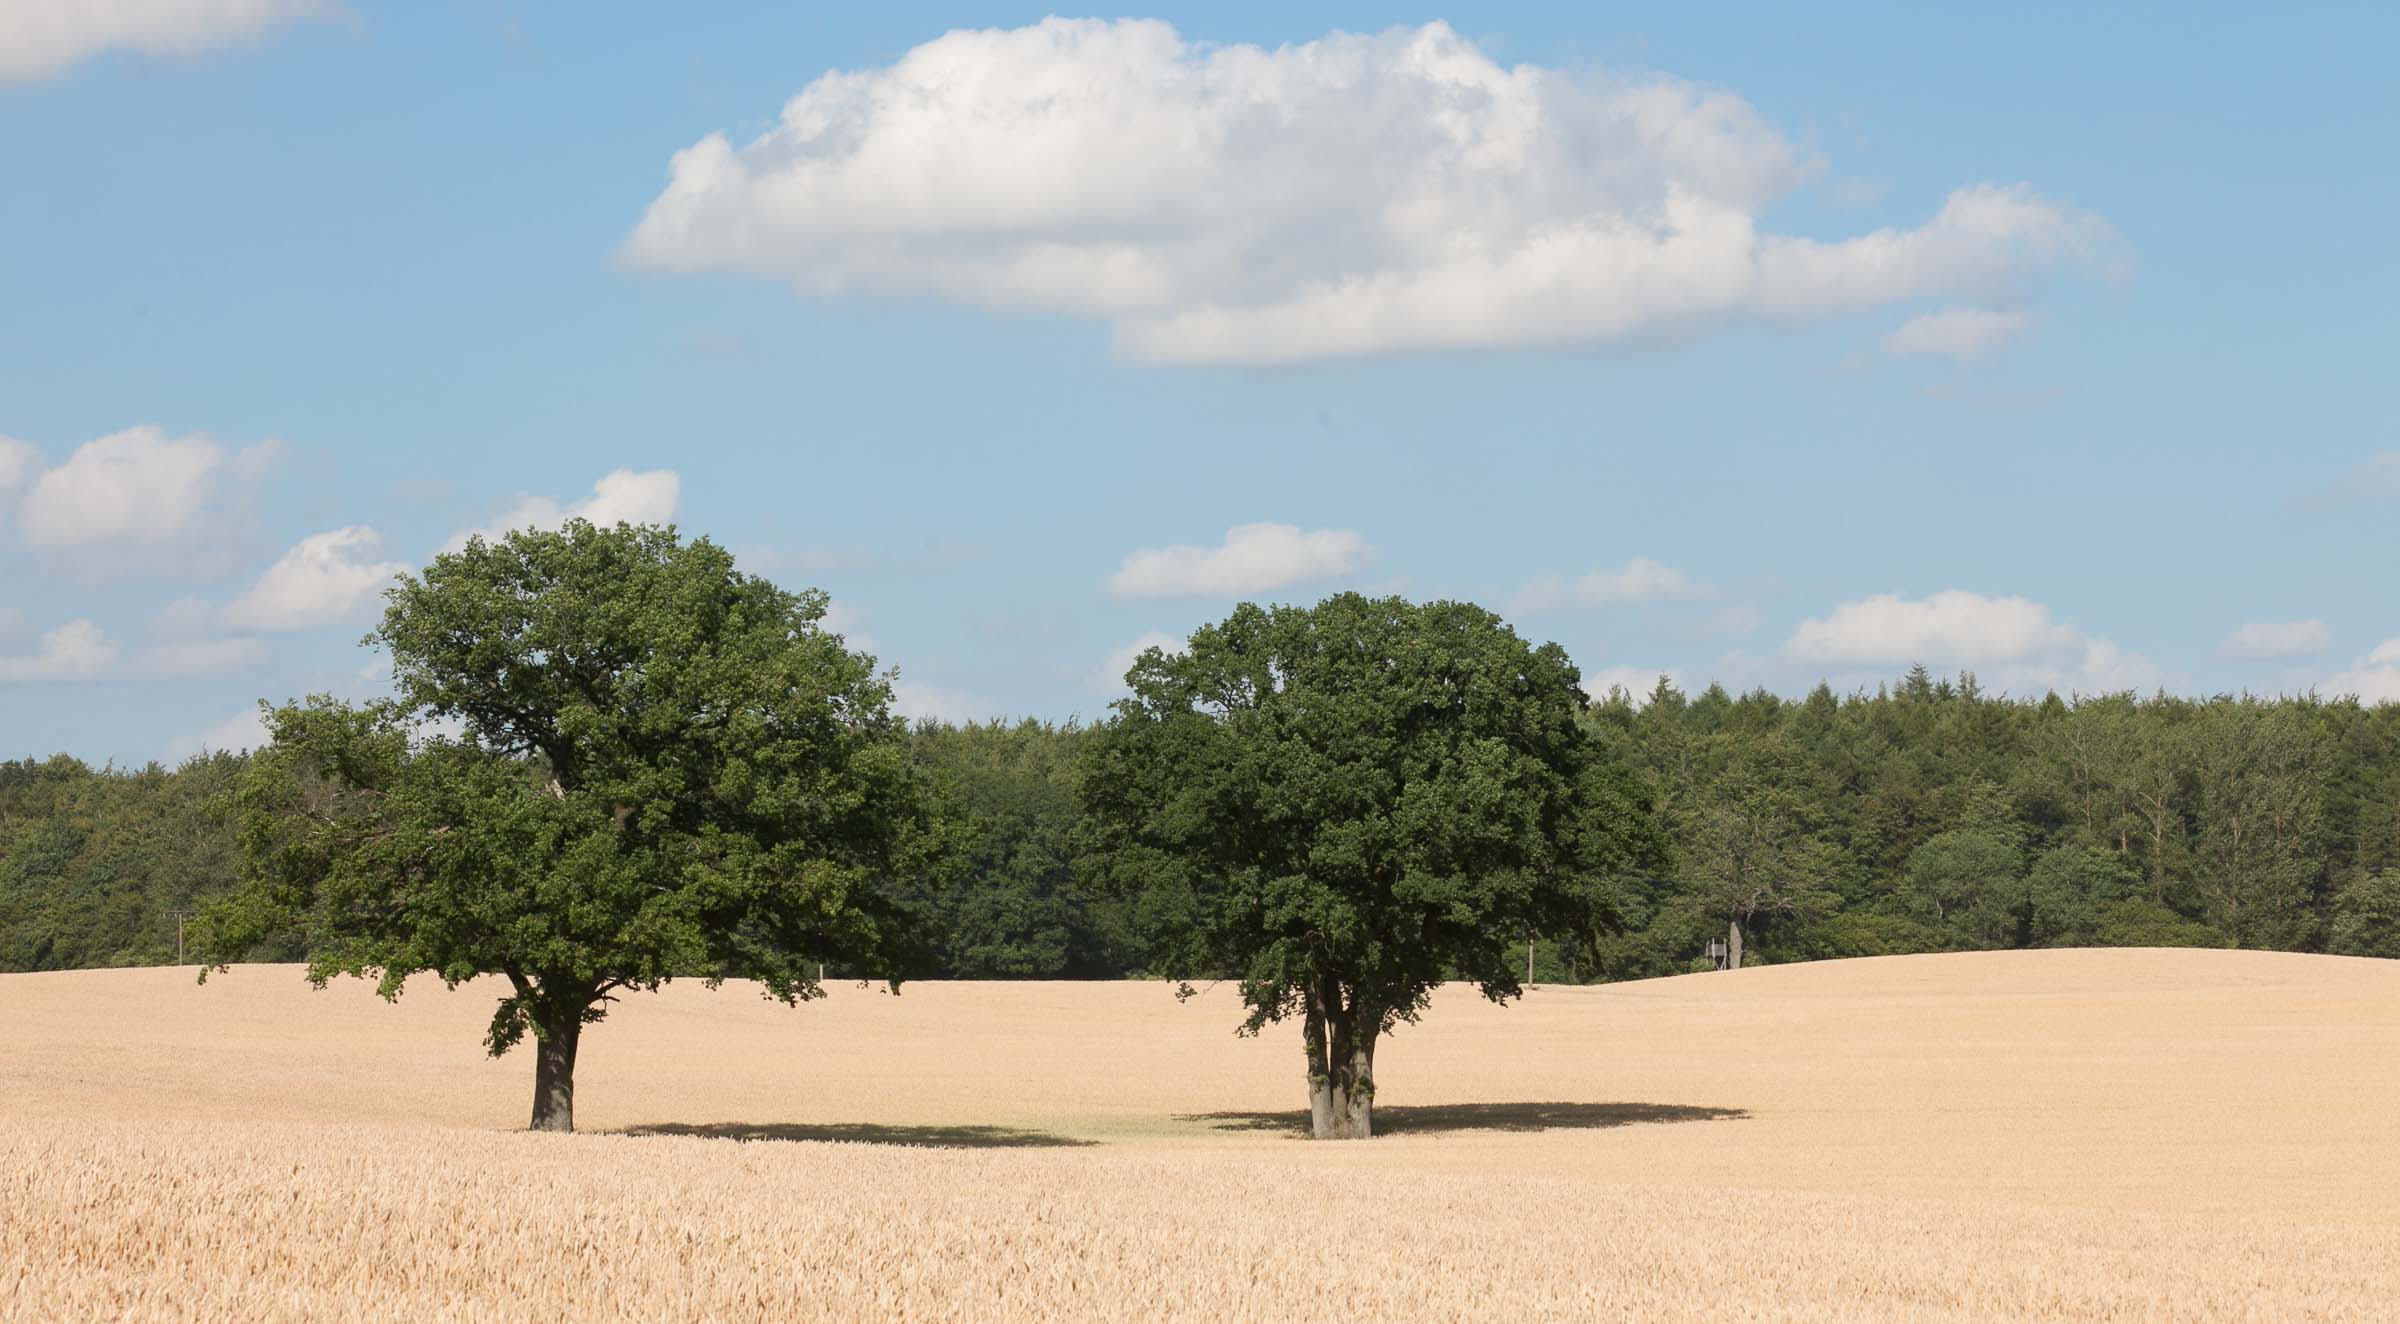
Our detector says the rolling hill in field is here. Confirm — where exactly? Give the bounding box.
[6,949,2397,1321]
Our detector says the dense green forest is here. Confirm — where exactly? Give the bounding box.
[7,668,2399,977]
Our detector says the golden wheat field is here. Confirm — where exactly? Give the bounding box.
[4,949,2399,1322]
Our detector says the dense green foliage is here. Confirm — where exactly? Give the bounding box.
[9,656,2400,989]
[190,522,948,1131]
[1080,595,1670,1136]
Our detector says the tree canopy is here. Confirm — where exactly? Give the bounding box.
[1080,594,1669,1138]
[195,521,944,1131]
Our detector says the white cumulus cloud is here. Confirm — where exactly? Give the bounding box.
[164,706,273,761]
[0,0,332,83]
[1784,589,2161,695]
[622,19,2115,366]
[889,679,992,724]
[444,468,681,552]
[0,617,265,684]
[220,526,408,632]
[0,435,38,495]
[2324,639,2400,706]
[1514,557,1711,613]
[1883,305,2035,362]
[1107,522,1373,600]
[0,619,119,683]
[1582,666,1683,705]
[1098,628,1187,692]
[13,425,280,559]
[2221,619,2330,661]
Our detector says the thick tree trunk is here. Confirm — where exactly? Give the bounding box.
[1727,918,1744,971]
[1304,984,1376,1140]
[1303,989,1335,1139]
[528,1016,581,1133]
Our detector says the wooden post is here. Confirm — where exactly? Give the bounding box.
[1526,935,1536,987]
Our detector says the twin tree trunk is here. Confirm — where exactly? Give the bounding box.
[1302,983,1378,1140]
[528,1014,583,1133]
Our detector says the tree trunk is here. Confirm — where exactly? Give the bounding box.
[1303,987,1334,1139]
[1306,985,1376,1140]
[1727,918,1744,971]
[528,1015,581,1133]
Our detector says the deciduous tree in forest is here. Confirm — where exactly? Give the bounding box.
[1687,763,1837,969]
[196,521,943,1132]
[1081,594,1667,1138]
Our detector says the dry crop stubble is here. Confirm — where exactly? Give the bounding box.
[5,948,2398,1321]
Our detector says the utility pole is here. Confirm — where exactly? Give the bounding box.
[1526,935,1536,986]
[175,911,188,964]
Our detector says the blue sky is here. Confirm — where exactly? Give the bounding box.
[2,1,2395,763]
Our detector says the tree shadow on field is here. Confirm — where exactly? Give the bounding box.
[618,1121,1096,1149]
[1180,1101,1748,1138]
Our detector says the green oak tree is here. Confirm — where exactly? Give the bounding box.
[195,521,943,1132]
[1080,594,1668,1139]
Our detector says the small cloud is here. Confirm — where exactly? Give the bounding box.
[1097,629,1186,692]
[889,678,992,724]
[0,617,265,684]
[1107,522,1373,600]
[2220,619,2330,661]
[220,526,409,632]
[1787,590,2074,666]
[444,468,680,552]
[164,706,273,762]
[0,620,119,684]
[1883,306,2035,363]
[1784,588,2161,695]
[2324,639,2400,706]
[0,0,334,84]
[817,597,874,652]
[2293,452,2400,514]
[1583,666,1681,705]
[1514,557,1712,614]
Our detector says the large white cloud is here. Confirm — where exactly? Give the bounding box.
[1514,557,1711,613]
[220,526,409,632]
[1784,589,2161,694]
[14,425,279,555]
[2221,619,2330,661]
[444,469,681,552]
[1882,306,2035,362]
[1107,522,1373,600]
[2324,639,2400,705]
[0,0,330,83]
[623,19,2115,365]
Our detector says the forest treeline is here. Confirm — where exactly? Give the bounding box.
[8,665,2400,977]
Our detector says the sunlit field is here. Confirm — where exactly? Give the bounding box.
[6,948,2398,1321]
